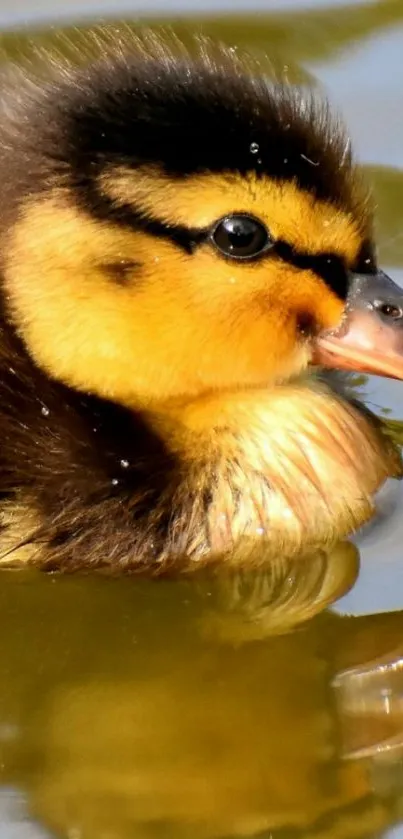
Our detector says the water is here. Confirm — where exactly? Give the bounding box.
[0,1,403,836]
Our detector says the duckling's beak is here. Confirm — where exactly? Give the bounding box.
[313,271,403,380]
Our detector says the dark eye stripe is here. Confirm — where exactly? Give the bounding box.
[78,183,207,253]
[80,182,368,300]
[119,206,207,253]
[273,240,349,299]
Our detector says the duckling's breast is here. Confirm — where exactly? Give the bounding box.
[0,381,399,574]
[159,381,402,569]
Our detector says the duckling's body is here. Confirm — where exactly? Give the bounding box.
[0,31,401,572]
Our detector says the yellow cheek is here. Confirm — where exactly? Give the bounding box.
[4,197,304,407]
[267,264,345,331]
[2,189,348,411]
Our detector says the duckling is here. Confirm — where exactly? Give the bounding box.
[0,30,402,573]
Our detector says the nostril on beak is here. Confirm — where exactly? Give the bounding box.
[372,300,403,321]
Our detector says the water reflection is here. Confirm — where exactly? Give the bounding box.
[0,571,403,838]
[200,541,359,641]
[334,650,403,761]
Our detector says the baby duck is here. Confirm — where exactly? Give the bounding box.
[0,31,402,573]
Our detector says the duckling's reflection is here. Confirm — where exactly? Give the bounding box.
[200,540,359,641]
[1,558,403,838]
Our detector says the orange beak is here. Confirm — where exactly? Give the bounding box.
[313,271,403,380]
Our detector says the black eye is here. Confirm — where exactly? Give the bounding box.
[211,214,271,260]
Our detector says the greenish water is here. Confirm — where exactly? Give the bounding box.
[0,2,403,837]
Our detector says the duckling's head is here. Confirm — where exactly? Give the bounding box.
[1,32,403,412]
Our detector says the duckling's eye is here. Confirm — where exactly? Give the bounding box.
[211,214,272,260]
